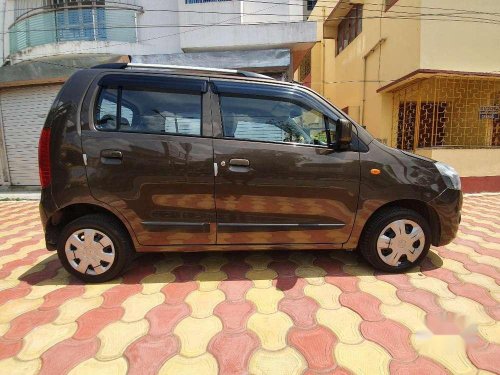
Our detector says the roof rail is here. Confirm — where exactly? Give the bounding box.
[125,63,275,80]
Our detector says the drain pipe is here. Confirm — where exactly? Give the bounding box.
[360,38,386,125]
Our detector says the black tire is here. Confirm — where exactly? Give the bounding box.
[57,214,134,283]
[359,207,431,272]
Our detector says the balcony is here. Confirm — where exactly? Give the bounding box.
[9,2,142,55]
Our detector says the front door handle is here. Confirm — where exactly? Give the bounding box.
[229,158,250,167]
[101,150,123,159]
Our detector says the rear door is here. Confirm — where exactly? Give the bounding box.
[81,73,216,246]
[211,80,360,245]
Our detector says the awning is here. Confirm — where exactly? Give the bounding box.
[131,49,291,73]
[0,54,129,88]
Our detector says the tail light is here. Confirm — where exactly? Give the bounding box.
[38,128,51,188]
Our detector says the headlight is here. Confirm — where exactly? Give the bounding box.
[435,162,461,190]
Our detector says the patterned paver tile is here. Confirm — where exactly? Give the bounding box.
[0,194,499,374]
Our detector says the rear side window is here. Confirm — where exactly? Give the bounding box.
[219,95,328,145]
[95,86,202,136]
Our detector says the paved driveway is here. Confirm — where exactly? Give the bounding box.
[0,195,499,374]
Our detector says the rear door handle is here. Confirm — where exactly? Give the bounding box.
[229,158,250,167]
[100,150,123,165]
[101,150,123,159]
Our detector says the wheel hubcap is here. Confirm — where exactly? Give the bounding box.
[376,219,425,267]
[65,229,115,275]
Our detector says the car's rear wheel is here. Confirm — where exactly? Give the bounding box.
[57,214,133,282]
[359,207,431,272]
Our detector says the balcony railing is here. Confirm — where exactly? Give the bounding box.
[9,4,140,55]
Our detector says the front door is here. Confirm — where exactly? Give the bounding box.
[211,80,360,245]
[82,73,216,246]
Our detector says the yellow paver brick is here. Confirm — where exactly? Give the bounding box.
[247,311,293,351]
[246,268,277,289]
[0,298,44,324]
[245,254,273,269]
[159,353,218,375]
[380,302,429,334]
[195,270,227,292]
[53,296,103,325]
[439,296,495,326]
[122,292,165,322]
[17,322,77,361]
[174,315,222,357]
[200,255,228,272]
[80,282,120,298]
[246,287,284,314]
[68,357,128,375]
[409,276,456,299]
[0,357,41,375]
[342,264,375,277]
[249,347,307,375]
[477,322,500,344]
[457,273,500,301]
[141,272,175,294]
[468,254,500,270]
[295,265,326,285]
[185,289,225,318]
[412,334,476,374]
[303,283,342,310]
[96,319,149,360]
[358,279,401,306]
[316,307,363,344]
[335,340,391,375]
[24,284,66,300]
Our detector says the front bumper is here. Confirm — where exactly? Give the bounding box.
[429,188,463,246]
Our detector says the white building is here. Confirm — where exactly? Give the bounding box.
[0,0,318,185]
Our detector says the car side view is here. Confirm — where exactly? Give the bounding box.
[38,63,462,282]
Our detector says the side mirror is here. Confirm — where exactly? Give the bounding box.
[328,118,352,150]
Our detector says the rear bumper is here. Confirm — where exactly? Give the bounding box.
[429,188,463,246]
[39,188,58,251]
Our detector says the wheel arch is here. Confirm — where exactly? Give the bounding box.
[359,199,441,247]
[44,203,135,251]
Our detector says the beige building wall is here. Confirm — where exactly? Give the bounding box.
[303,0,500,180]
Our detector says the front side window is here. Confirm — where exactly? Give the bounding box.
[219,95,328,146]
[95,86,202,136]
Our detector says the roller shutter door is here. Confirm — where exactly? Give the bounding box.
[0,84,62,185]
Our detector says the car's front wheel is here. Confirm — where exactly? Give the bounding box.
[57,214,133,282]
[359,207,431,272]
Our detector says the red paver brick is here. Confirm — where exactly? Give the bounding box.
[171,264,203,282]
[0,339,22,360]
[339,291,384,322]
[390,357,448,375]
[101,284,142,308]
[219,279,253,302]
[74,306,124,340]
[324,275,359,293]
[269,260,298,278]
[214,300,255,333]
[375,273,414,291]
[421,265,461,285]
[39,338,99,375]
[4,309,59,340]
[162,281,198,305]
[361,319,417,362]
[463,262,500,281]
[397,289,442,313]
[39,285,85,310]
[209,331,259,375]
[0,286,31,306]
[425,311,466,335]
[125,334,179,375]
[277,277,307,300]
[147,303,190,336]
[279,296,318,328]
[467,343,500,373]
[288,326,337,371]
[448,282,498,307]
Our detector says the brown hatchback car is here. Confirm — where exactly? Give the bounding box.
[38,63,462,282]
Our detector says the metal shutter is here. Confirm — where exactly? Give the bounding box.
[0,84,62,185]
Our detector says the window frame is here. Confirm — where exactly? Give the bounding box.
[336,4,363,55]
[93,75,206,138]
[217,92,333,149]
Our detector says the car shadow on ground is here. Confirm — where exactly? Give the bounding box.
[18,248,444,288]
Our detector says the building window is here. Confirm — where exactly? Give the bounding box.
[307,0,317,11]
[336,5,362,55]
[385,0,399,11]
